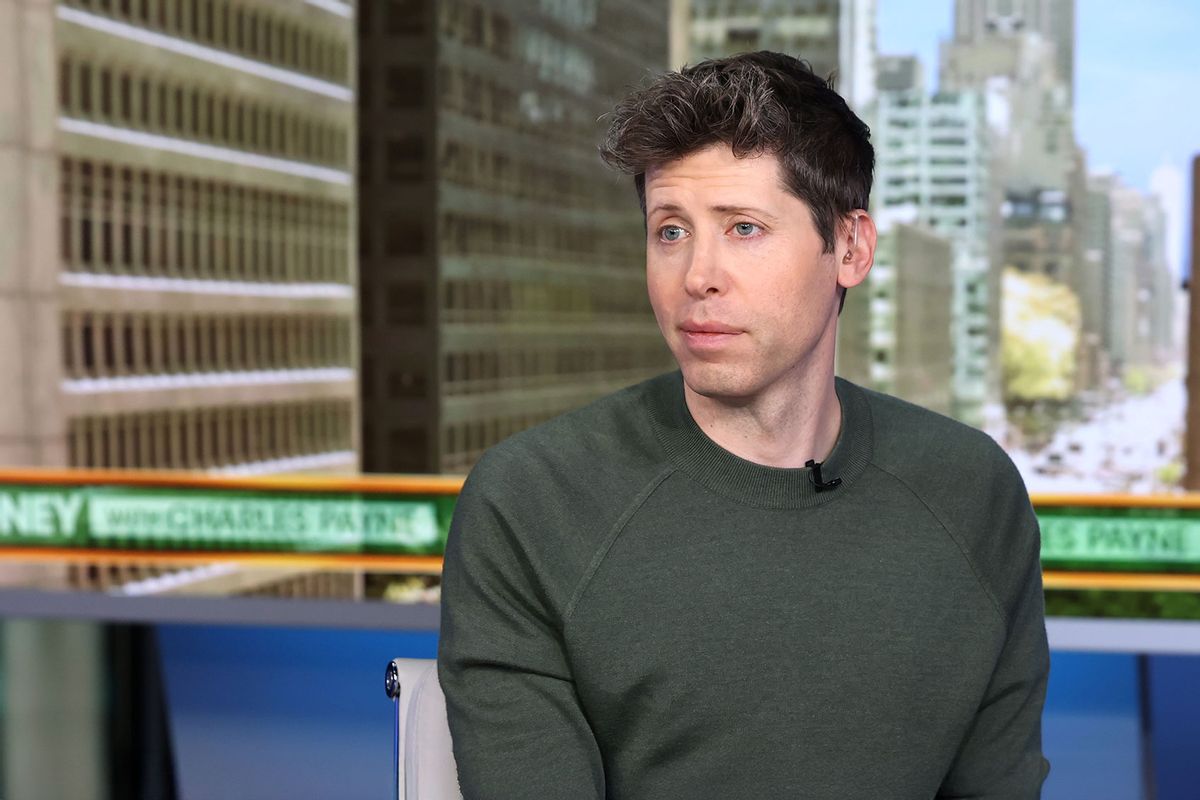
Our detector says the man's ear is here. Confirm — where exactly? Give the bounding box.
[837,211,876,291]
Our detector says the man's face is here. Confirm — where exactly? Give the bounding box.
[644,143,846,402]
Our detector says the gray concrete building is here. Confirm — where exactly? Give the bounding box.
[1143,195,1177,364]
[1097,179,1175,374]
[940,25,1073,197]
[358,0,673,476]
[950,0,1074,96]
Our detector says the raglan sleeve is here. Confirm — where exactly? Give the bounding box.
[937,478,1051,799]
[437,450,606,799]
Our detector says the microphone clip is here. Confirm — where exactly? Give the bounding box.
[805,459,842,492]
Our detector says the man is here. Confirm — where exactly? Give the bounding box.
[438,51,1049,799]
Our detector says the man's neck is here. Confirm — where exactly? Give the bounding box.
[683,370,842,469]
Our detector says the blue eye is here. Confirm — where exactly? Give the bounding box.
[660,226,686,242]
[733,222,759,236]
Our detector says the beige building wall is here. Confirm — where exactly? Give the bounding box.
[3,5,362,792]
[2,0,361,476]
[0,0,62,467]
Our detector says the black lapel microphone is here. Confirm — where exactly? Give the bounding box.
[805,459,842,492]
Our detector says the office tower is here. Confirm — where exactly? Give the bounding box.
[838,222,954,416]
[1081,170,1178,392]
[940,23,1073,196]
[688,0,877,111]
[940,0,1076,284]
[1108,185,1146,370]
[950,0,1074,96]
[1142,196,1176,364]
[941,0,1082,410]
[871,67,996,427]
[2,5,359,790]
[1079,172,1114,389]
[1088,179,1174,376]
[358,1,673,475]
[876,53,923,92]
[1,0,359,474]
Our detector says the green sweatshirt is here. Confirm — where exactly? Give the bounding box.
[438,371,1049,799]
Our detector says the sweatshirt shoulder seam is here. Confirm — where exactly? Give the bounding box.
[866,460,1009,629]
[562,465,677,626]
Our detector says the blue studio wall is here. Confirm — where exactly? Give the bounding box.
[157,625,437,800]
[157,626,1199,800]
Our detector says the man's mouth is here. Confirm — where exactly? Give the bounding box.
[679,320,743,350]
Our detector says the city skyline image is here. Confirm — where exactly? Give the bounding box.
[1,0,1192,496]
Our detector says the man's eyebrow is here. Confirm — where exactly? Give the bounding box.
[646,203,780,221]
[646,202,683,218]
[709,204,779,221]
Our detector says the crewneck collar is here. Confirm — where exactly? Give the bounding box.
[647,372,874,509]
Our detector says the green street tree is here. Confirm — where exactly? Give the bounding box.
[1001,268,1082,403]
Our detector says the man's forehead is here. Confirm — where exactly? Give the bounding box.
[644,143,782,184]
[643,146,799,214]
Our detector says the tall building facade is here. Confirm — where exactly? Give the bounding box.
[358,0,673,475]
[940,22,1074,201]
[1083,175,1175,376]
[2,4,358,794]
[688,0,877,111]
[838,222,954,416]
[1142,196,1177,363]
[1110,186,1174,369]
[939,0,1077,266]
[1,0,359,474]
[1079,172,1115,388]
[950,0,1074,96]
[940,0,1086,406]
[871,69,996,427]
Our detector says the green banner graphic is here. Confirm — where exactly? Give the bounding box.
[1040,514,1200,564]
[0,484,457,555]
[7,481,1200,568]
[1037,506,1200,572]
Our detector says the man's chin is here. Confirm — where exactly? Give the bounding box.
[678,363,758,402]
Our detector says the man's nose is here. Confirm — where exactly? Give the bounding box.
[684,236,726,298]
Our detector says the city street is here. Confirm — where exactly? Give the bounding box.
[1009,378,1187,494]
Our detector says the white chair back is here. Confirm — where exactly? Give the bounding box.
[386,658,463,800]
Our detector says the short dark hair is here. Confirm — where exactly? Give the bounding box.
[599,51,874,253]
